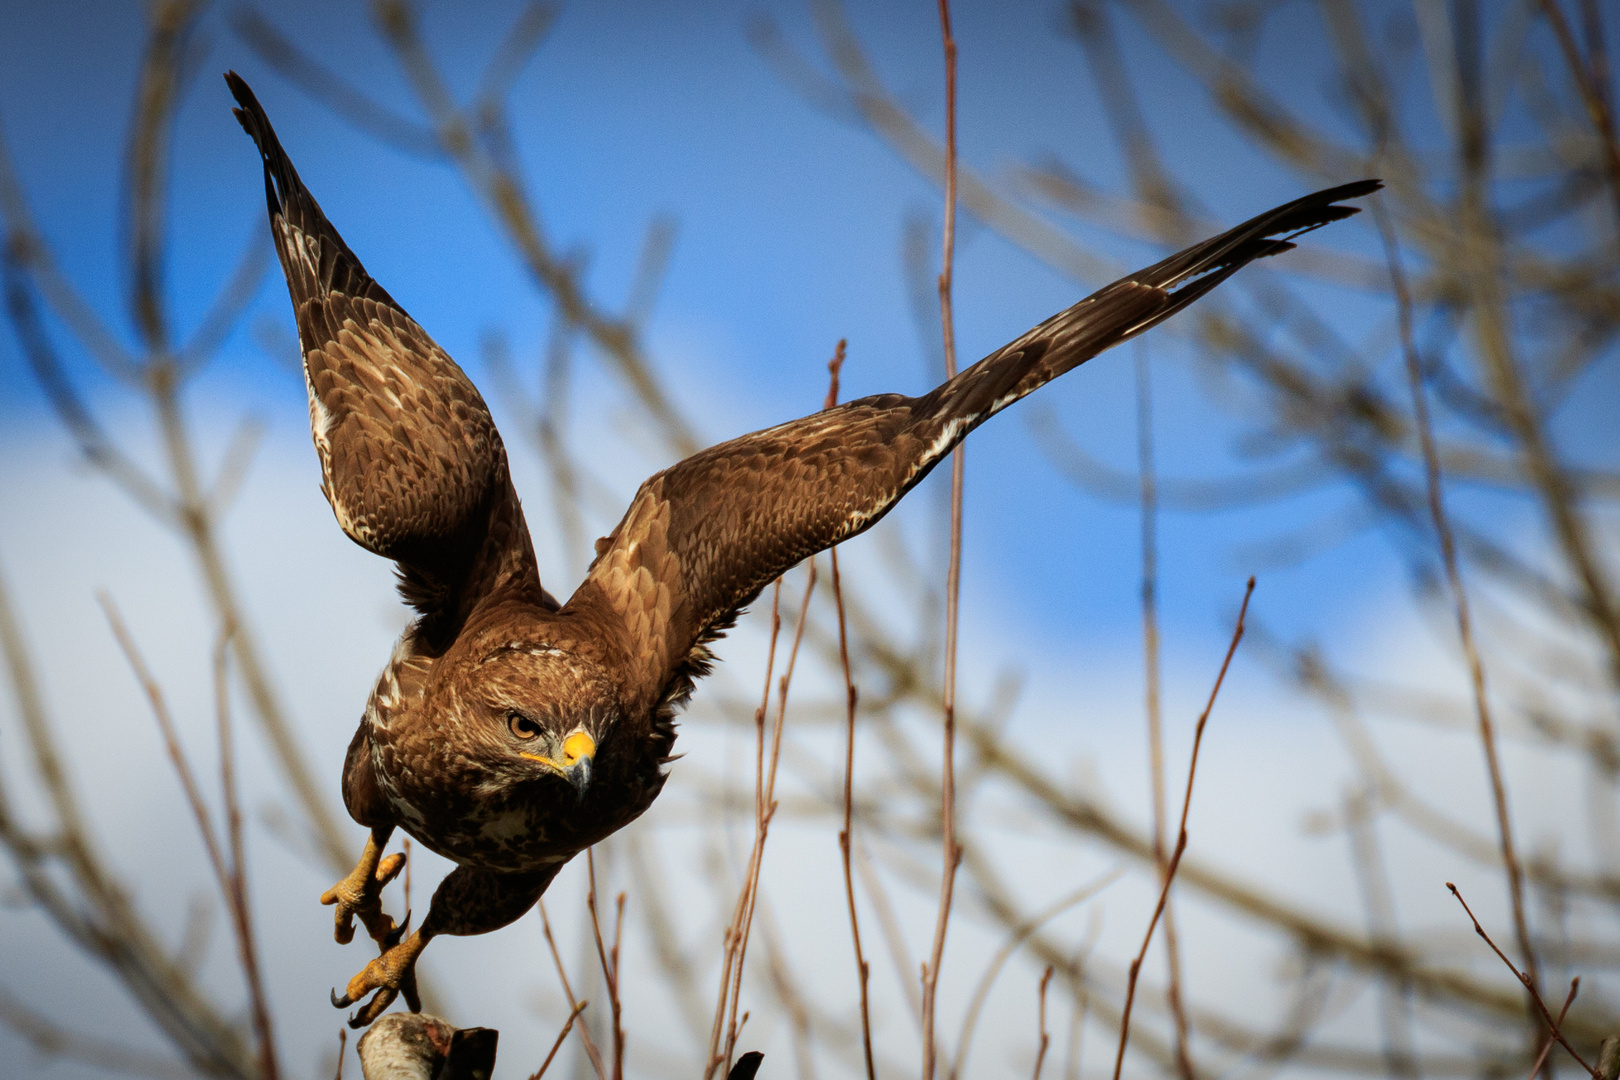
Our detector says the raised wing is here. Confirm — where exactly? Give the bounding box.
[227,73,550,649]
[571,180,1381,711]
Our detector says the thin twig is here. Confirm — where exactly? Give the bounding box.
[369,0,701,456]
[1377,203,1542,1049]
[1113,578,1255,1080]
[705,580,784,1078]
[100,594,230,900]
[1447,884,1599,1078]
[1034,966,1055,1080]
[711,566,818,1078]
[922,5,964,1078]
[538,900,607,1080]
[103,598,279,1080]
[213,629,279,1080]
[826,340,877,1080]
[0,565,252,1076]
[585,849,625,1080]
[0,989,191,1080]
[954,869,1123,1080]
[1134,340,1194,1080]
[529,1000,590,1080]
[1525,979,1580,1080]
[1533,0,1620,250]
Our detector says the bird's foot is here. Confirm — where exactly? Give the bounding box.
[321,844,406,946]
[332,929,429,1029]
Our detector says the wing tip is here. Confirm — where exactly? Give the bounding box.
[223,70,294,221]
[223,71,265,147]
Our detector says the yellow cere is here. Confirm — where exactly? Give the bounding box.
[562,731,596,766]
[521,731,595,772]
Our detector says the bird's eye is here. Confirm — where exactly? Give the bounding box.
[508,712,541,740]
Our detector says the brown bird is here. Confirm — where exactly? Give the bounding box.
[226,71,1377,1028]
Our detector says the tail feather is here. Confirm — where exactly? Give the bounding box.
[930,179,1382,429]
[224,71,394,310]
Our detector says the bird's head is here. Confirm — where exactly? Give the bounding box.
[465,641,619,802]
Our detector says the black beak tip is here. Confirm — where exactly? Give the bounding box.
[569,759,593,802]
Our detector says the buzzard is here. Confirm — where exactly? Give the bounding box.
[226,71,1376,1027]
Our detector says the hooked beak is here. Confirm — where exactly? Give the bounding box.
[521,730,596,802]
[568,753,593,802]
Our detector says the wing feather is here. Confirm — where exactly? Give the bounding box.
[573,181,1381,709]
[227,72,550,647]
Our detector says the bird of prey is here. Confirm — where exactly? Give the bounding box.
[226,71,1377,1028]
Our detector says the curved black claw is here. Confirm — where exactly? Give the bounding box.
[331,987,347,1008]
[346,985,401,1029]
[382,909,412,950]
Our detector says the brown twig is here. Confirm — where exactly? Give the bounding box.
[1132,341,1194,1080]
[334,1029,346,1080]
[402,835,412,920]
[213,630,279,1080]
[826,340,878,1080]
[1526,979,1581,1080]
[1447,884,1599,1078]
[1063,985,1088,1080]
[0,564,252,1076]
[585,849,626,1080]
[712,567,818,1077]
[101,595,231,897]
[922,5,964,1079]
[1113,577,1254,1080]
[708,565,817,1079]
[0,989,191,1080]
[1377,203,1542,1049]
[102,597,280,1080]
[953,869,1123,1080]
[368,0,701,458]
[1034,966,1055,1080]
[853,838,924,1027]
[530,999,590,1080]
[705,579,783,1079]
[1533,0,1620,250]
[538,900,607,1080]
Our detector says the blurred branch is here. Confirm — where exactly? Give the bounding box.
[123,0,204,353]
[229,5,441,157]
[1380,202,1541,1049]
[369,0,703,457]
[1114,578,1252,1080]
[0,557,255,1078]
[0,990,193,1080]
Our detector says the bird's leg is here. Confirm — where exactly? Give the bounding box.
[333,926,432,1028]
[334,863,563,1028]
[320,825,406,946]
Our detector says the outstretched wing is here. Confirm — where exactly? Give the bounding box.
[227,73,550,648]
[569,180,1381,711]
